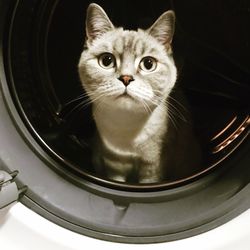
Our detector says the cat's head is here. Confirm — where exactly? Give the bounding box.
[78,3,177,113]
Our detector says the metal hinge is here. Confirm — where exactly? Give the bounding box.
[0,170,27,209]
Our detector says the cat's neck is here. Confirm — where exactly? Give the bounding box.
[93,102,168,150]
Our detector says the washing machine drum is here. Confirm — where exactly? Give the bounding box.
[0,0,249,243]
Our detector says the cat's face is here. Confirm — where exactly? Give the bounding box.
[78,4,177,113]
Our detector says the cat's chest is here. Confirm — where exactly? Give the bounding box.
[100,132,140,156]
[94,103,168,156]
[99,127,162,163]
[94,110,147,146]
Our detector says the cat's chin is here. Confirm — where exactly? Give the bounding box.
[115,92,135,101]
[109,93,141,110]
[114,93,136,107]
[111,94,153,114]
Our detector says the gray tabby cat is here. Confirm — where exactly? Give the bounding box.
[78,3,200,183]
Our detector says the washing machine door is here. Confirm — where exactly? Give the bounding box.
[1,203,250,250]
[0,0,250,248]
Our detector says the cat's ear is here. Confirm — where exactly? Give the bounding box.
[147,10,175,47]
[86,3,114,42]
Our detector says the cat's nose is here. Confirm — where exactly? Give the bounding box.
[118,75,134,86]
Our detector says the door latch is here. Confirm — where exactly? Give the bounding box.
[0,170,27,209]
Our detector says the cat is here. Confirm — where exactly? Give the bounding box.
[78,3,201,184]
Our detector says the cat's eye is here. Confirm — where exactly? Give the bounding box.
[139,57,157,72]
[98,53,116,69]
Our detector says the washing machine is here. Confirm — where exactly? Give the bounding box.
[0,0,250,249]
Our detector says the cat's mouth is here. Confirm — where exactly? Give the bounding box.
[116,91,134,100]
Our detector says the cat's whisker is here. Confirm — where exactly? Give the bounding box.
[148,98,179,130]
[106,88,123,97]
[167,107,179,131]
[167,94,187,111]
[165,100,188,123]
[87,92,109,106]
[150,100,167,114]
[62,100,87,119]
[62,92,107,119]
[131,90,155,110]
[63,93,89,107]
[153,91,188,123]
[169,116,178,131]
[63,89,102,107]
[151,95,176,123]
[141,99,152,115]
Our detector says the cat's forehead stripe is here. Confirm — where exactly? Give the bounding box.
[113,33,152,57]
